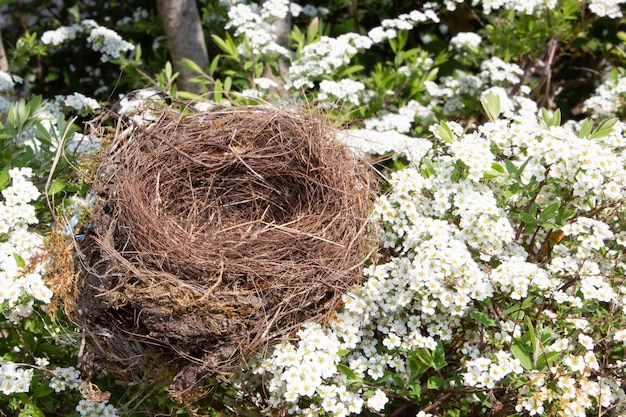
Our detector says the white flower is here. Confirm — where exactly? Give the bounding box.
[41,24,83,46]
[86,25,134,62]
[615,329,626,343]
[583,74,626,118]
[226,2,290,57]
[56,93,101,112]
[0,71,18,92]
[588,0,625,17]
[261,0,289,20]
[578,334,595,350]
[253,77,279,90]
[450,32,482,51]
[480,57,524,85]
[0,363,33,394]
[289,3,303,17]
[287,34,372,88]
[366,389,389,411]
[368,26,397,43]
[318,79,365,105]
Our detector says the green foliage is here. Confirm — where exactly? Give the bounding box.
[1,0,626,415]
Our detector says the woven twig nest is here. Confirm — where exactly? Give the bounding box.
[72,105,373,391]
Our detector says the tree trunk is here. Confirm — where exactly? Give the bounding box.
[156,0,209,95]
[0,30,9,73]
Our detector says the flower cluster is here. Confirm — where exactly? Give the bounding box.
[84,22,135,62]
[289,3,329,17]
[0,167,52,321]
[0,363,33,395]
[317,79,365,105]
[587,0,626,18]
[49,366,83,392]
[479,57,524,85]
[287,34,373,89]
[0,71,23,113]
[367,10,440,43]
[41,20,134,63]
[41,24,83,46]
[76,399,118,417]
[0,71,22,93]
[116,8,149,27]
[364,100,434,133]
[259,93,626,415]
[463,351,524,388]
[225,1,291,57]
[56,92,101,113]
[449,32,482,56]
[337,128,431,162]
[441,0,625,17]
[582,72,626,118]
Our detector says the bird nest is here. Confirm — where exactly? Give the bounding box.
[70,105,373,392]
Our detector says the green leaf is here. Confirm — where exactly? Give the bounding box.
[212,34,234,56]
[511,342,533,371]
[407,353,429,383]
[13,253,26,268]
[518,213,537,224]
[337,364,359,381]
[504,159,518,175]
[539,201,561,222]
[341,65,365,77]
[48,180,66,195]
[556,207,576,225]
[19,404,45,417]
[32,377,54,398]
[427,375,443,389]
[24,317,44,334]
[217,34,236,56]
[214,79,223,103]
[578,118,593,138]
[491,162,506,174]
[0,164,9,190]
[481,90,501,122]
[505,182,520,199]
[541,108,561,127]
[470,310,498,327]
[209,55,220,76]
[176,91,201,101]
[524,316,539,366]
[420,157,436,179]
[536,351,560,370]
[590,117,618,139]
[432,341,447,370]
[483,162,507,179]
[306,16,320,43]
[434,121,455,144]
[516,156,532,177]
[540,222,558,230]
[407,384,421,399]
[179,57,205,75]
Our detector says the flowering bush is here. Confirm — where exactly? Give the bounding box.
[251,100,626,416]
[1,0,626,415]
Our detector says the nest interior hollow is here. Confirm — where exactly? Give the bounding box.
[72,105,373,384]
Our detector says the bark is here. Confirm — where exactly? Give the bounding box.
[262,3,291,90]
[269,11,291,78]
[157,0,209,95]
[0,30,9,73]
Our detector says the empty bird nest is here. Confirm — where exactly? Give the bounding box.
[67,104,374,393]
